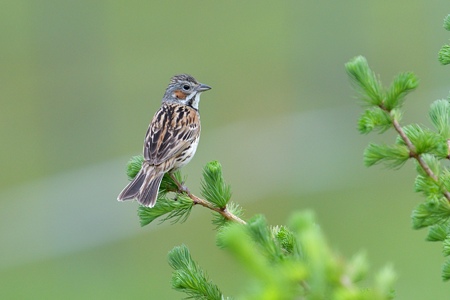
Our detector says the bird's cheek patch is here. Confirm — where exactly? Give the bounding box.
[174,90,187,99]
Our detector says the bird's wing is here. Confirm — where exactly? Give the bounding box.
[144,103,200,165]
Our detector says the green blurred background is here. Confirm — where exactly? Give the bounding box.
[2,1,450,299]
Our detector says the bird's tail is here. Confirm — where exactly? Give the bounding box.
[117,163,164,208]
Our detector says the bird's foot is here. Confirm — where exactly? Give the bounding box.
[170,173,190,194]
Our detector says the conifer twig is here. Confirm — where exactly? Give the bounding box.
[382,107,450,202]
[189,193,247,225]
[171,176,247,225]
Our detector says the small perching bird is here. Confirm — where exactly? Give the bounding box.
[117,74,211,207]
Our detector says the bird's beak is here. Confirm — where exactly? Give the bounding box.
[197,83,212,92]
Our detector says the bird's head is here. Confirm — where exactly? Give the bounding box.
[162,74,211,110]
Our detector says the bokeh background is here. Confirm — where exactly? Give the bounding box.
[2,1,450,299]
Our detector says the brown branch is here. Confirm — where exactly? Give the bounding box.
[170,174,247,225]
[389,113,450,202]
[189,193,247,225]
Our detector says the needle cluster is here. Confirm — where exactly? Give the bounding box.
[124,156,245,226]
[167,212,395,299]
[439,14,450,65]
[346,53,450,280]
[121,156,395,298]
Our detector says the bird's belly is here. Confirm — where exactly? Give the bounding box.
[171,137,199,171]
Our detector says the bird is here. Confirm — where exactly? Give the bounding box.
[117,74,211,207]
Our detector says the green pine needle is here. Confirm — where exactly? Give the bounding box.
[414,174,442,198]
[217,222,274,280]
[211,202,243,229]
[414,154,441,177]
[444,238,450,256]
[430,99,450,138]
[159,171,184,195]
[289,211,331,294]
[247,215,283,262]
[413,156,450,211]
[201,161,232,208]
[444,14,450,31]
[363,143,410,168]
[126,155,144,180]
[345,56,385,107]
[346,252,369,283]
[211,212,227,230]
[385,72,418,110]
[396,124,441,155]
[427,224,449,242]
[374,265,397,299]
[439,45,450,65]
[426,224,449,242]
[168,245,224,300]
[412,198,450,229]
[439,169,450,194]
[439,14,450,65]
[272,225,298,257]
[138,195,193,226]
[358,107,392,134]
[390,108,403,123]
[217,222,302,300]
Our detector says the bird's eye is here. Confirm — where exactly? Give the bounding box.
[182,84,191,91]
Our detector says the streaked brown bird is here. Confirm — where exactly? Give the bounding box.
[117,74,211,207]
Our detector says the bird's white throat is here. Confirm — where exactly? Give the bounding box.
[185,92,202,110]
